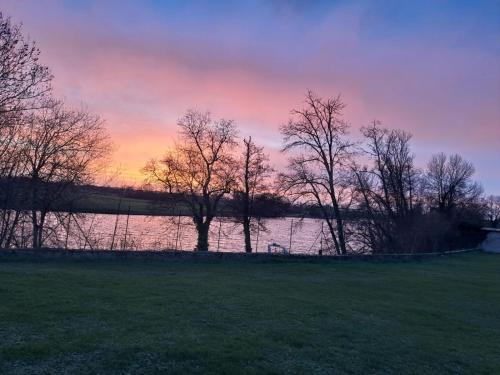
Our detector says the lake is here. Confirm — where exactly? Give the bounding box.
[42,214,333,255]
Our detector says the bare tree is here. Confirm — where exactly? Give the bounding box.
[278,91,354,255]
[144,110,238,251]
[0,12,52,114]
[483,195,500,228]
[233,137,273,252]
[425,153,482,213]
[0,11,53,247]
[0,12,111,250]
[351,121,421,253]
[143,159,175,194]
[0,111,27,247]
[20,101,110,248]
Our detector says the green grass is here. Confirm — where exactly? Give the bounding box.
[0,253,499,374]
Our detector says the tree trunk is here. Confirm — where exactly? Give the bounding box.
[335,215,347,255]
[328,188,347,255]
[4,210,21,248]
[31,209,46,249]
[242,138,253,253]
[31,178,40,249]
[324,218,341,255]
[37,211,46,248]
[195,221,210,251]
[242,189,252,252]
[31,210,39,249]
[243,215,252,253]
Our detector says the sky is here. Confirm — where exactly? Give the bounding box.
[2,0,500,193]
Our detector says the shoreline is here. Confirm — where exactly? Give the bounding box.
[0,247,481,263]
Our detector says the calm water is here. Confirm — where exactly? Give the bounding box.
[46,214,332,255]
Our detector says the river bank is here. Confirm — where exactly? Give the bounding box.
[0,247,480,263]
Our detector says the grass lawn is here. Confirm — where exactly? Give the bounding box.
[0,252,499,374]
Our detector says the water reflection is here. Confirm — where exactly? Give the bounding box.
[44,214,332,255]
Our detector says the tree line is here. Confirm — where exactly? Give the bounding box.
[143,93,498,253]
[1,11,498,253]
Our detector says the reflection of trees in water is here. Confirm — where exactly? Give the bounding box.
[3,212,349,254]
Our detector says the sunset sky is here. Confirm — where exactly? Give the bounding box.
[2,0,499,192]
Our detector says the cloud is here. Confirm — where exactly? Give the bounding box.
[2,0,499,191]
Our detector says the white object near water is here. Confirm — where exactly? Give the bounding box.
[481,228,500,253]
[267,243,289,254]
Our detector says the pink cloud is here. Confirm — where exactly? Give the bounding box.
[2,0,499,191]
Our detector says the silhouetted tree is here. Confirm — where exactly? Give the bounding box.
[21,101,109,248]
[144,110,238,251]
[419,153,486,252]
[143,159,175,194]
[233,137,273,252]
[0,111,26,247]
[484,195,500,228]
[424,153,482,213]
[279,91,353,254]
[351,121,421,253]
[0,12,52,114]
[0,12,52,247]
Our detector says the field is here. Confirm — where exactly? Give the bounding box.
[0,252,499,374]
[71,192,183,216]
